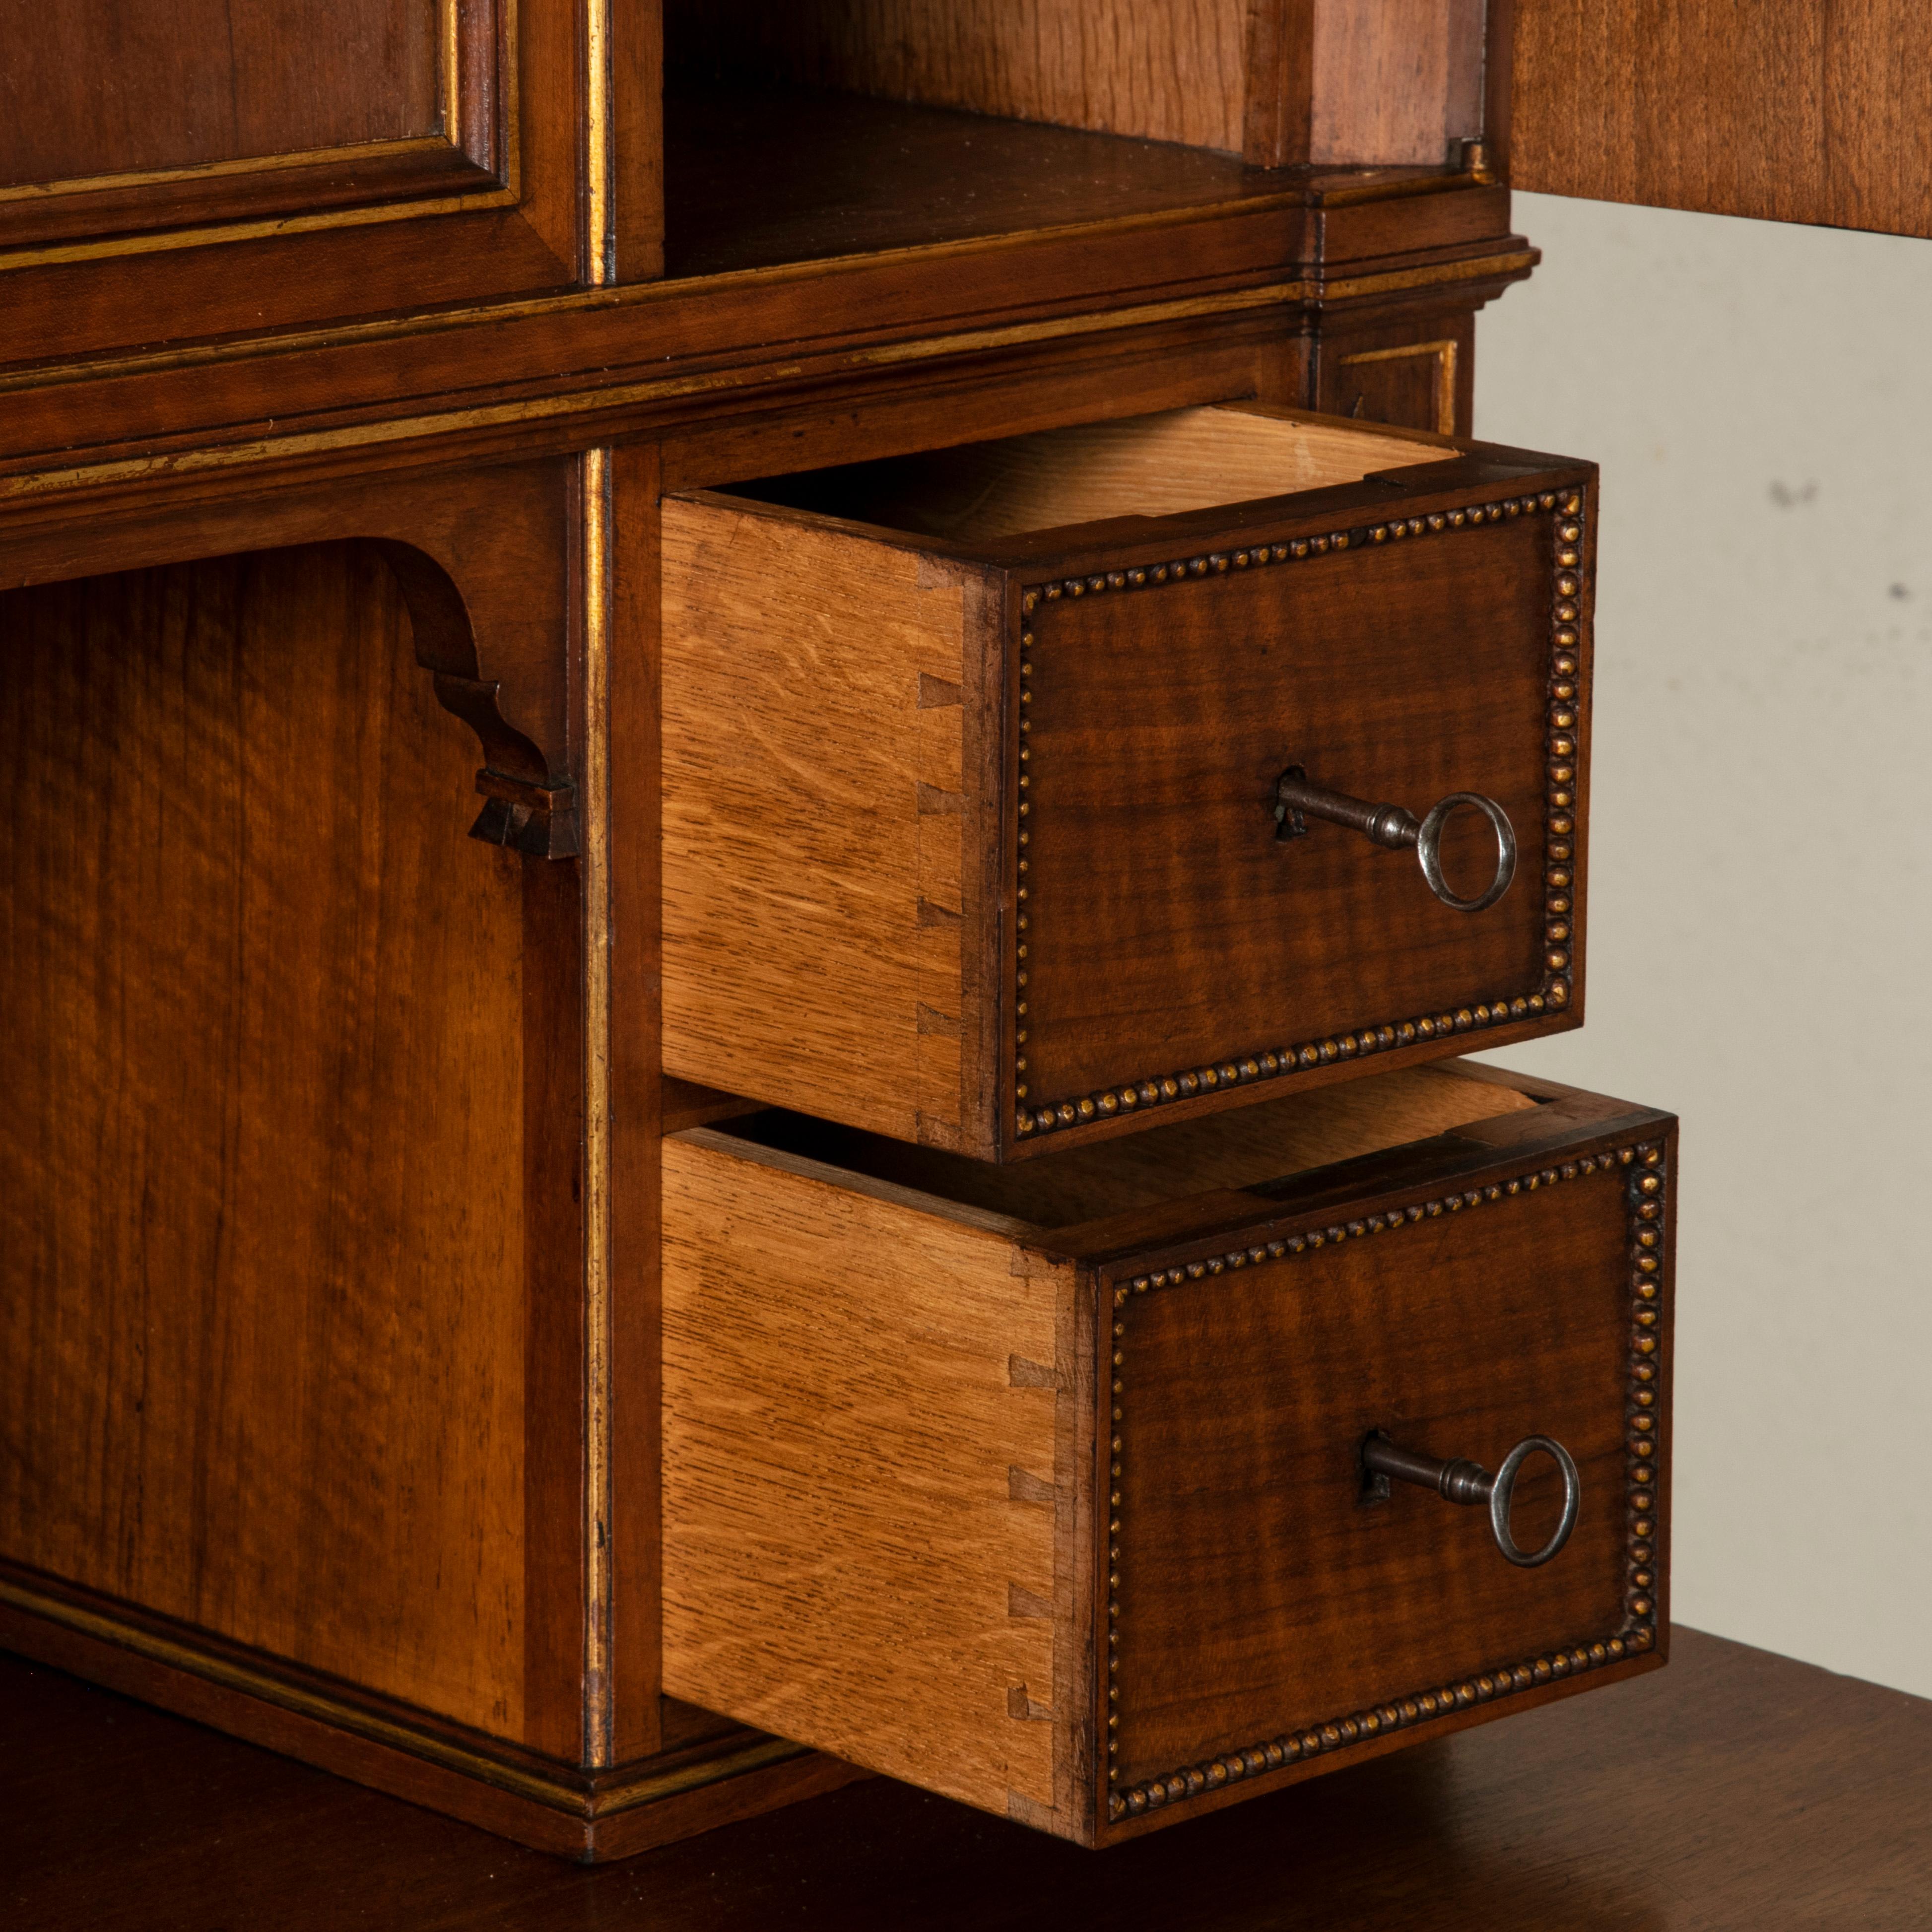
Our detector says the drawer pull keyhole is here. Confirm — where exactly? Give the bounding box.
[1361,1430,1581,1568]
[1275,766,1518,913]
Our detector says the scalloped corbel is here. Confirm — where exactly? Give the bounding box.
[375,535,579,859]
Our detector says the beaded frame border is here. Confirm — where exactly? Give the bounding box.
[1100,1137,1666,1827]
[1010,488,1588,1144]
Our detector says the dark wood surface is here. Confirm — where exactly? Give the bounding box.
[674,424,1592,1164]
[0,176,1527,494]
[7,1628,1931,1929]
[0,0,439,185]
[1020,471,1583,1124]
[19,0,1883,1873]
[665,0,1258,154]
[1114,1137,1651,1803]
[0,0,590,362]
[1509,0,1932,240]
[666,86,1288,276]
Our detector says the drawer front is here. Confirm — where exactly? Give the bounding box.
[1102,1135,1667,1834]
[1013,480,1591,1150]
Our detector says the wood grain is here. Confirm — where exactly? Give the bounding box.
[1307,0,1486,167]
[0,0,1562,1863]
[0,543,530,1738]
[1317,314,1471,436]
[734,404,1452,543]
[666,1,1254,152]
[0,1568,866,1860]
[661,1131,1084,1830]
[659,83,1284,279]
[1020,489,1564,1107]
[667,2,1488,167]
[724,1062,1538,1232]
[1511,0,1932,239]
[1113,1161,1635,1788]
[0,0,585,363]
[1247,0,1488,167]
[0,0,439,186]
[661,498,1002,1152]
[665,1068,1673,1846]
[608,442,666,1760]
[0,156,1522,465]
[10,1629,1932,1927]
[666,418,1590,1161]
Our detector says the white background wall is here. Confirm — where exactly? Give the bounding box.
[1473,193,1932,1698]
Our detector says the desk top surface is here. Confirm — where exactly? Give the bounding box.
[6,1627,1931,1932]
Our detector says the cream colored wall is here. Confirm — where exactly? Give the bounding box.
[1474,193,1932,1698]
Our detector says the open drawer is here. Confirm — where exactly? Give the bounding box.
[662,404,1596,1161]
[662,1060,1673,1847]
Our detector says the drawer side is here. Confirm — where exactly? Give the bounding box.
[662,498,1003,1154]
[662,1133,1089,1832]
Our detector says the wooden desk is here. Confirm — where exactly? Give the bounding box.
[6,1627,1928,1930]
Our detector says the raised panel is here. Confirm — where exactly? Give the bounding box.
[0,0,606,358]
[0,0,443,185]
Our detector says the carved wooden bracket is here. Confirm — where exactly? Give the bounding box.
[375,535,580,859]
[0,454,586,860]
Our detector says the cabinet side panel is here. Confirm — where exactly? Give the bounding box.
[661,1137,1065,1822]
[0,545,530,1740]
[662,500,989,1150]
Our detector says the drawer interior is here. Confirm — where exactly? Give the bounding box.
[716,1061,1538,1233]
[728,404,1457,542]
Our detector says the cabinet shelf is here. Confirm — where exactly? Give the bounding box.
[663,84,1459,280]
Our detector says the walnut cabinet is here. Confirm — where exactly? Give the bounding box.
[3,0,1914,1870]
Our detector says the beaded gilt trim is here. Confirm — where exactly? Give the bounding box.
[1011,489,1587,1143]
[1101,1140,1666,1826]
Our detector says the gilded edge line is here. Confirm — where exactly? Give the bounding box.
[0,0,520,270]
[442,0,464,155]
[582,446,615,1763]
[1,261,1532,505]
[0,181,520,271]
[1335,337,1459,438]
[1011,486,1586,1144]
[0,280,1309,498]
[0,1575,810,1818]
[585,0,613,287]
[1103,1141,1668,1824]
[0,135,455,205]
[0,245,1538,399]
